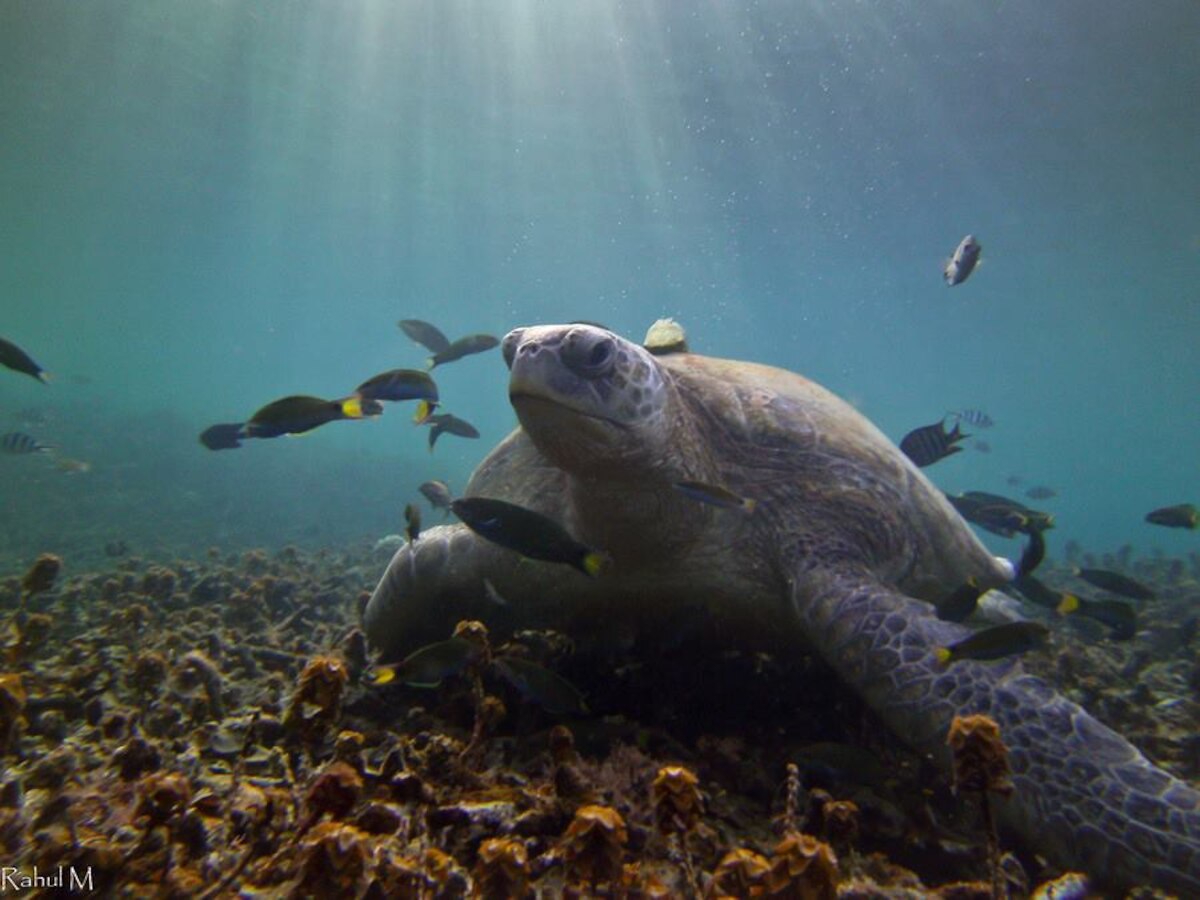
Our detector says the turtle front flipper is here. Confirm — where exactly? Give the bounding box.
[795,566,1200,894]
[363,523,583,661]
[363,524,533,660]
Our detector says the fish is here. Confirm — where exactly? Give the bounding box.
[53,457,91,475]
[398,319,451,354]
[947,491,1054,536]
[1,432,52,454]
[948,498,1029,538]
[935,621,1049,666]
[1015,527,1046,579]
[1145,503,1199,530]
[428,334,500,369]
[244,395,382,439]
[0,337,49,384]
[425,413,480,451]
[419,480,454,515]
[973,440,991,454]
[404,503,422,543]
[482,578,508,607]
[366,637,482,688]
[943,234,982,286]
[1025,486,1057,500]
[900,419,969,468]
[1072,568,1155,602]
[935,578,985,623]
[199,422,246,451]
[1057,595,1137,641]
[673,480,756,512]
[493,655,589,715]
[1013,575,1070,612]
[450,496,606,577]
[950,409,994,429]
[354,369,438,404]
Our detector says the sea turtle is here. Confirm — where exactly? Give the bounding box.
[365,323,1200,893]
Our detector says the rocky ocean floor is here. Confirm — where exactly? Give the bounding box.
[0,541,1195,898]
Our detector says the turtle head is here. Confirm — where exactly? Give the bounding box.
[504,324,673,476]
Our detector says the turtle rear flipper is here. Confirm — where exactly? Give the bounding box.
[796,567,1200,896]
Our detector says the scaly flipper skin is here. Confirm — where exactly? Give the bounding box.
[799,565,1200,895]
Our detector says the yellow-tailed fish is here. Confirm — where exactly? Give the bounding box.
[1057,595,1137,640]
[935,621,1048,666]
[935,577,983,623]
[451,496,606,577]
[366,637,480,688]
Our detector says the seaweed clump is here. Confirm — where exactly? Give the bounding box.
[947,713,1013,898]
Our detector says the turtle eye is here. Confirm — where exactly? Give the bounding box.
[588,341,611,368]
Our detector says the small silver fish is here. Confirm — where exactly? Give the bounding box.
[419,479,454,514]
[673,480,756,512]
[944,234,982,286]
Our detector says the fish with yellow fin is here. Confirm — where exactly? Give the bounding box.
[451,497,606,577]
[244,395,382,439]
[366,637,481,688]
[1057,594,1137,641]
[935,621,1049,666]
[366,637,587,714]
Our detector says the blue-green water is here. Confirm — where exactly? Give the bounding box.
[2,1,1197,567]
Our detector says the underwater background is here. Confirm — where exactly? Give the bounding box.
[1,0,1198,568]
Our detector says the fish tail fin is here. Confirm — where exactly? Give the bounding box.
[935,648,953,666]
[366,666,396,686]
[413,400,435,424]
[340,397,365,419]
[1057,593,1080,616]
[38,371,53,384]
[581,551,607,577]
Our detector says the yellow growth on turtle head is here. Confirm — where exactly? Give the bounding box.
[935,647,954,667]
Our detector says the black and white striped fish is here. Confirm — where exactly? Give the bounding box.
[949,408,994,428]
[1,432,52,454]
[899,419,969,468]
